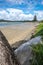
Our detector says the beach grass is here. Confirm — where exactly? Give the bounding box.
[31,43,43,65]
[33,22,43,39]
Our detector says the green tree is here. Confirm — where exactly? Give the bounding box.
[33,15,37,22]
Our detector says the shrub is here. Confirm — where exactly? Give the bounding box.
[32,23,43,40]
[30,43,43,65]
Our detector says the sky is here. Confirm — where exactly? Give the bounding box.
[0,0,43,21]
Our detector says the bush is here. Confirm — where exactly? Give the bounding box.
[32,23,43,40]
[30,43,43,65]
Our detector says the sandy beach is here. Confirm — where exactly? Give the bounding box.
[0,22,39,45]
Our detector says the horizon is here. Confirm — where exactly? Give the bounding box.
[0,0,43,21]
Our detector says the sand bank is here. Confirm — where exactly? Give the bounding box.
[0,22,39,45]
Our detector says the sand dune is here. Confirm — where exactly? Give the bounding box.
[0,22,39,45]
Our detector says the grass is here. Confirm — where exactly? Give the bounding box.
[35,23,43,36]
[30,43,43,65]
[30,22,43,65]
[31,22,43,40]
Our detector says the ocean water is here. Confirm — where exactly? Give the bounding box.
[0,22,23,27]
[0,22,35,29]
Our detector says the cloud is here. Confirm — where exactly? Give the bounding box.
[0,9,9,20]
[6,0,38,5]
[0,8,43,21]
[6,0,39,11]
[7,0,24,5]
[41,1,43,5]
[19,13,33,20]
[34,10,43,20]
[0,8,34,21]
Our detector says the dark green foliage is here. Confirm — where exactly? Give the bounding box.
[31,43,43,65]
[33,15,37,22]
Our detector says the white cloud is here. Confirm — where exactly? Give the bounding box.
[41,1,43,5]
[0,9,9,19]
[0,8,43,21]
[0,8,34,21]
[34,11,43,20]
[7,0,24,5]
[6,0,37,11]
[28,0,37,8]
[19,14,33,20]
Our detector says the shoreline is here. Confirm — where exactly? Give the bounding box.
[0,22,39,45]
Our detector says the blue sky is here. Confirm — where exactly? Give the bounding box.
[0,0,43,20]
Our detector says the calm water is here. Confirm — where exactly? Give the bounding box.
[0,22,23,27]
[0,22,36,29]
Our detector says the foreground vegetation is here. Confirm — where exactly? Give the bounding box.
[30,22,43,65]
[31,43,43,65]
[31,22,43,40]
[34,23,43,36]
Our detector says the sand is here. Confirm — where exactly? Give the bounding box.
[0,22,39,45]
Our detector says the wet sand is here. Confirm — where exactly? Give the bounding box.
[0,22,39,45]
